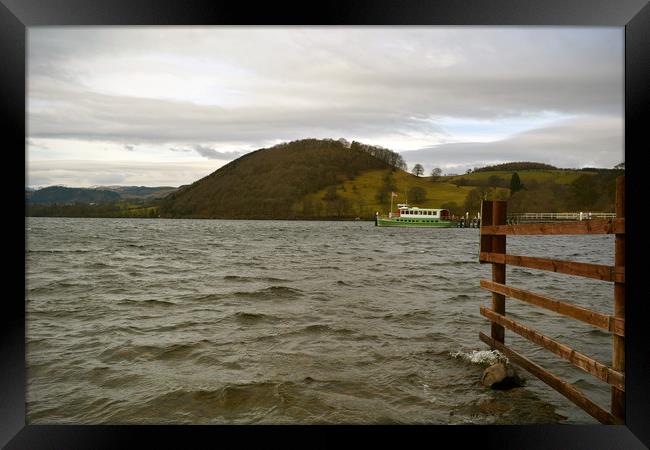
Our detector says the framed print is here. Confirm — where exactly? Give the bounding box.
[3,0,649,448]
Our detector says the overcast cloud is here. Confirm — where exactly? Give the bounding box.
[27,27,623,187]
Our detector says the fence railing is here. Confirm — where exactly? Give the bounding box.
[507,212,616,224]
[478,176,625,424]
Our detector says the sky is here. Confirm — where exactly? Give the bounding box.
[27,27,624,188]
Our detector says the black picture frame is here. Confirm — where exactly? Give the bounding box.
[4,0,649,448]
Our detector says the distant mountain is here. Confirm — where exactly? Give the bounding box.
[28,186,122,204]
[27,185,178,204]
[472,162,558,172]
[96,185,178,199]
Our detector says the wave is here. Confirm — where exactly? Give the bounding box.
[130,382,292,419]
[233,286,303,300]
[117,298,176,307]
[383,310,434,322]
[449,349,508,366]
[98,340,211,363]
[230,311,283,325]
[28,249,93,253]
[281,323,355,338]
[223,275,290,283]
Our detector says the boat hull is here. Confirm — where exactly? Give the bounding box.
[376,217,457,227]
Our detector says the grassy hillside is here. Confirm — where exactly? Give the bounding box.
[158,139,621,220]
[296,169,506,218]
[159,139,396,219]
[26,144,621,220]
[443,168,622,215]
[447,169,595,186]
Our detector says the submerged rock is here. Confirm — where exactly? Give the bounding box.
[481,362,524,390]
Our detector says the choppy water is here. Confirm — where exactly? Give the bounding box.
[26,217,616,424]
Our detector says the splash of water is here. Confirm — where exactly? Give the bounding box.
[449,349,508,366]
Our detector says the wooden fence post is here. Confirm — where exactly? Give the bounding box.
[491,201,507,343]
[480,200,493,259]
[612,176,625,421]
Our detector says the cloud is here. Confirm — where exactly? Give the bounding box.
[28,28,623,146]
[191,144,243,160]
[26,27,624,185]
[400,116,624,173]
[27,160,226,188]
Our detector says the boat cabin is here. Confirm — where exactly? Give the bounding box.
[396,204,451,220]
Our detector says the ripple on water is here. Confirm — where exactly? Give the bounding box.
[26,218,614,424]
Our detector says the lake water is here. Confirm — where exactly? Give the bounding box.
[25,217,616,424]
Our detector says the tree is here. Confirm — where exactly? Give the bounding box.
[430,167,443,181]
[375,171,398,205]
[411,163,424,177]
[322,186,339,201]
[614,162,625,170]
[487,175,506,188]
[407,186,426,203]
[463,187,490,217]
[509,172,524,194]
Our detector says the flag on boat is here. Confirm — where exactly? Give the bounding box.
[391,192,398,197]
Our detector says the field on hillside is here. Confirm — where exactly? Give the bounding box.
[292,167,599,219]
[446,169,595,185]
[295,169,509,218]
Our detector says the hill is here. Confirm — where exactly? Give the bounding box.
[159,139,404,219]
[159,138,622,220]
[447,169,594,188]
[27,186,122,204]
[25,185,177,218]
[96,185,178,199]
[27,185,178,204]
[472,162,558,172]
[25,140,622,220]
[294,169,488,219]
[444,167,622,215]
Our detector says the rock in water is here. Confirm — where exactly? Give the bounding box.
[481,362,507,387]
[481,362,524,390]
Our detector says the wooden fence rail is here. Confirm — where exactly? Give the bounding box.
[507,212,617,223]
[478,175,625,425]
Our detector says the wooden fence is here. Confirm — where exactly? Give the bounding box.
[478,176,625,424]
[507,212,617,224]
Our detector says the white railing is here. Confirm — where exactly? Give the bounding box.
[507,212,616,223]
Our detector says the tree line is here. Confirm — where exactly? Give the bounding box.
[26,201,160,218]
